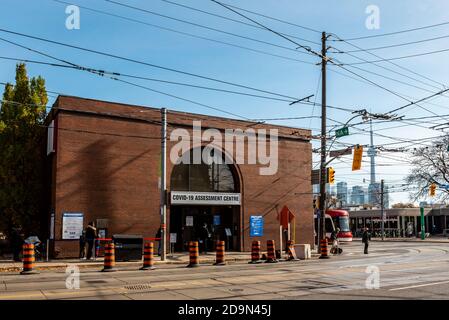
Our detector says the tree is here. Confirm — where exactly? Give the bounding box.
[0,63,48,237]
[406,136,449,202]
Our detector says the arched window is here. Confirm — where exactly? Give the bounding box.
[170,148,236,192]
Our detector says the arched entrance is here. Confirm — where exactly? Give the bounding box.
[169,147,241,252]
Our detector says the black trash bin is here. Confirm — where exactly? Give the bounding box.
[112,234,143,261]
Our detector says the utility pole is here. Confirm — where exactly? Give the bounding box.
[319,31,328,248]
[160,108,167,261]
[380,179,384,241]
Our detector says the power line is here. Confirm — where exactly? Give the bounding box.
[334,20,449,41]
[342,33,449,53]
[209,0,323,58]
[0,54,305,104]
[49,0,316,66]
[0,28,312,102]
[342,47,449,65]
[330,33,446,89]
[104,0,317,57]
[218,1,322,34]
[157,0,320,45]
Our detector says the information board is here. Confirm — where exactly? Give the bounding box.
[62,212,84,240]
[250,216,264,237]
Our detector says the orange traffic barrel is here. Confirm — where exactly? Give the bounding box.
[265,240,278,263]
[102,242,116,272]
[20,244,39,275]
[286,240,299,261]
[140,242,156,270]
[186,241,199,268]
[248,241,262,264]
[213,240,226,266]
[319,238,330,259]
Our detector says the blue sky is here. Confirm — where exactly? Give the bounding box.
[2,0,449,204]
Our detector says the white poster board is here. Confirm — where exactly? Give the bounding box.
[62,212,84,240]
[50,213,55,240]
[170,233,177,243]
[186,216,194,226]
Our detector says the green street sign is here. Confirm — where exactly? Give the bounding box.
[335,127,349,138]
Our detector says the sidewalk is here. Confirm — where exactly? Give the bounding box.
[352,237,449,243]
[0,251,320,273]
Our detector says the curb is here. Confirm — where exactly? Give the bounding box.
[0,254,322,273]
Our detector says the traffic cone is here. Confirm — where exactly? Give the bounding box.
[319,238,330,259]
[20,244,39,275]
[265,240,278,263]
[186,241,199,267]
[248,240,262,264]
[213,240,226,266]
[140,242,156,270]
[101,243,116,272]
[286,240,300,261]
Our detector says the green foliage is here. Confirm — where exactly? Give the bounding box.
[0,63,48,236]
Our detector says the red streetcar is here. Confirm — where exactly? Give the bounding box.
[326,209,353,242]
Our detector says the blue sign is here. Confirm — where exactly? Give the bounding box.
[250,216,264,237]
[213,215,221,226]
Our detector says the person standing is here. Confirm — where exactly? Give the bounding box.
[199,223,211,254]
[10,227,24,262]
[155,227,162,256]
[85,222,97,260]
[362,227,371,254]
[79,230,86,259]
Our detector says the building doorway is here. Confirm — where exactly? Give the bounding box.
[169,147,241,252]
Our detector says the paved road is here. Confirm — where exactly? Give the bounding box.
[1,241,449,300]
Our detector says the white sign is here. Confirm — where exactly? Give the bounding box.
[170,233,177,243]
[50,213,55,240]
[225,228,232,237]
[171,191,241,206]
[62,213,84,240]
[186,216,194,227]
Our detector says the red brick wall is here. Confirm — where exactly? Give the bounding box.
[49,96,312,257]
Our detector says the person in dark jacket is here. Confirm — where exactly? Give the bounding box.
[85,222,97,260]
[199,223,211,254]
[10,227,24,262]
[79,230,86,259]
[155,227,162,256]
[362,227,371,254]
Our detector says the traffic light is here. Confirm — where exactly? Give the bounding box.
[352,145,363,171]
[429,183,436,197]
[327,167,335,184]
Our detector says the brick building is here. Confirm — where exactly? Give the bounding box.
[44,96,313,258]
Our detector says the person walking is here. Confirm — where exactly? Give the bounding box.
[362,227,371,254]
[85,222,97,260]
[79,230,86,259]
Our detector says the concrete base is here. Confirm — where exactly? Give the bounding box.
[248,260,263,264]
[294,244,312,260]
[213,262,226,266]
[101,268,117,272]
[139,266,156,270]
[20,270,39,275]
[186,264,200,268]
